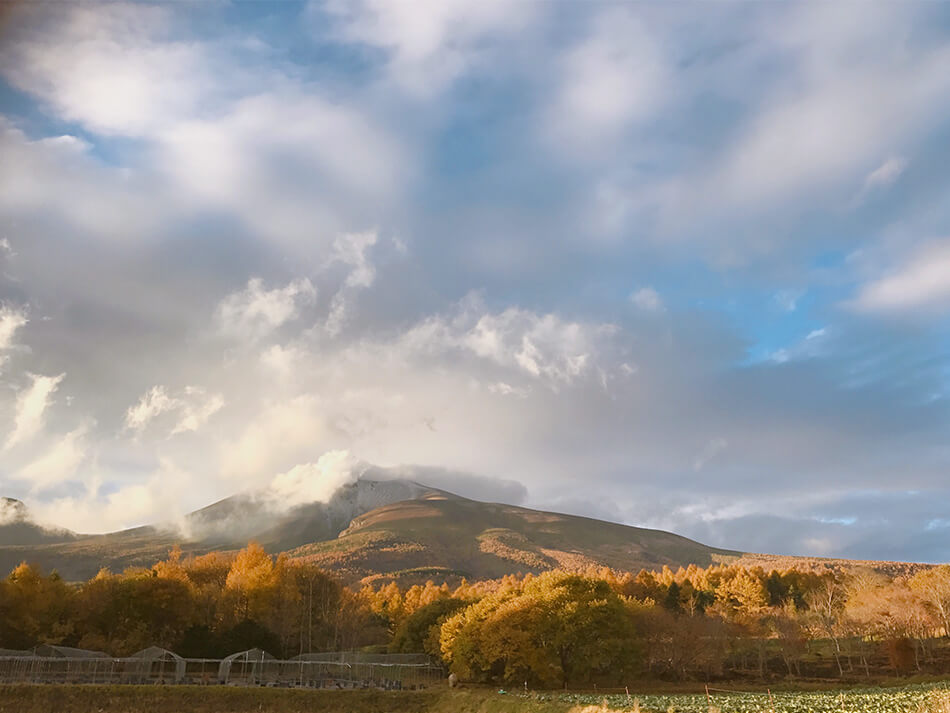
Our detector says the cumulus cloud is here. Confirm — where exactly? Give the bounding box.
[331,231,378,289]
[630,287,663,312]
[463,310,603,384]
[219,395,326,486]
[30,459,195,534]
[0,305,27,367]
[216,278,316,341]
[5,373,65,450]
[326,231,378,336]
[396,297,618,388]
[0,2,211,136]
[268,450,364,509]
[126,385,223,436]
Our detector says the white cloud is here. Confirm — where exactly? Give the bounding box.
[0,120,165,241]
[5,373,65,450]
[0,5,406,251]
[219,395,326,485]
[850,241,950,315]
[548,8,667,148]
[432,304,611,386]
[488,382,529,399]
[863,157,908,191]
[325,231,378,336]
[0,3,211,136]
[331,231,378,289]
[216,277,316,341]
[323,0,536,95]
[268,450,364,509]
[171,387,225,435]
[159,92,405,246]
[259,344,305,380]
[0,498,25,525]
[646,6,950,246]
[0,304,28,355]
[125,386,178,432]
[17,425,89,492]
[630,287,663,312]
[126,385,223,436]
[393,296,622,390]
[30,459,194,533]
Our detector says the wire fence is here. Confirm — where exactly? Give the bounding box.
[0,652,445,689]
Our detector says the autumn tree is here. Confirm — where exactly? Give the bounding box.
[0,563,74,648]
[223,542,278,624]
[441,571,640,688]
[806,574,847,676]
[74,567,198,655]
[390,597,468,658]
[909,565,950,638]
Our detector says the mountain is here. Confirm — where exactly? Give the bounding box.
[0,498,77,546]
[0,480,740,583]
[286,490,740,584]
[1,480,926,585]
[183,478,436,551]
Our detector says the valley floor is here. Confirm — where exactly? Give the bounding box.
[3,683,950,713]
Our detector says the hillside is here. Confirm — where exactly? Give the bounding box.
[0,479,743,582]
[286,490,741,584]
[0,498,77,546]
[0,480,930,584]
[0,479,443,580]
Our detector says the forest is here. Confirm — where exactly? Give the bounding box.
[2,543,950,688]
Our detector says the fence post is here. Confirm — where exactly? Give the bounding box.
[705,683,711,706]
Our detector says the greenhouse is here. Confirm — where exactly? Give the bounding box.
[0,647,444,688]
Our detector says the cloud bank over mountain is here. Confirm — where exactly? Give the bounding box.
[1,2,950,561]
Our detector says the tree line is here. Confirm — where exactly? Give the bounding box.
[3,545,950,687]
[0,544,384,658]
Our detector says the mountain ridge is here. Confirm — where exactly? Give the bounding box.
[0,480,932,584]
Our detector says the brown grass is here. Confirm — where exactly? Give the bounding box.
[0,685,591,713]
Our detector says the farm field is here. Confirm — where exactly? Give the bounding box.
[2,683,950,713]
[545,682,950,712]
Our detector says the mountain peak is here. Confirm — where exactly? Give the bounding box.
[0,497,76,546]
[0,498,28,523]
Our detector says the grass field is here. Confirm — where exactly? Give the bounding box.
[2,683,950,713]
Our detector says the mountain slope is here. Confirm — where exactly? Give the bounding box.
[285,490,740,583]
[0,498,77,546]
[3,480,922,586]
[0,480,450,580]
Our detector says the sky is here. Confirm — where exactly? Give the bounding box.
[1,1,950,562]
